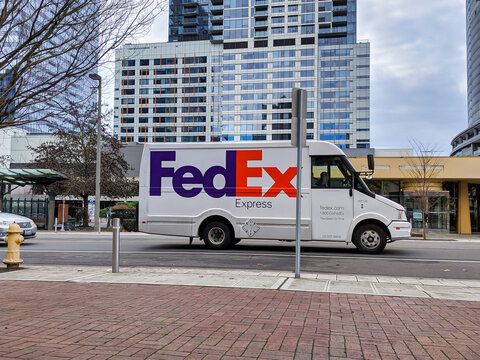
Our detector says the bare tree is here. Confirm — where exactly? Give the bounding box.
[0,154,11,167]
[31,100,137,227]
[402,140,444,239]
[0,0,166,129]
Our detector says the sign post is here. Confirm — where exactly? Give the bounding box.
[291,88,307,278]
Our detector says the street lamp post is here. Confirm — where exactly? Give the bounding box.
[89,73,102,233]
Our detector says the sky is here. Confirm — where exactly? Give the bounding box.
[356,0,468,155]
[108,0,469,155]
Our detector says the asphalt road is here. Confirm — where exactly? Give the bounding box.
[2,232,480,280]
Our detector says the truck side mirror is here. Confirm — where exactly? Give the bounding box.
[367,154,374,172]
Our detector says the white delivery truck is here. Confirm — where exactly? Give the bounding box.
[139,141,411,254]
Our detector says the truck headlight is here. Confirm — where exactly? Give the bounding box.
[396,209,407,221]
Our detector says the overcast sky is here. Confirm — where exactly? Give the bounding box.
[356,0,467,155]
[115,0,468,155]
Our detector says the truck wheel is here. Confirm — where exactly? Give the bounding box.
[354,224,387,254]
[203,221,232,250]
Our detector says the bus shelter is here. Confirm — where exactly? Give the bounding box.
[0,169,67,229]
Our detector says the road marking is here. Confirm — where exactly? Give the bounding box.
[6,249,480,264]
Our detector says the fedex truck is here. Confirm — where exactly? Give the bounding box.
[138,141,411,254]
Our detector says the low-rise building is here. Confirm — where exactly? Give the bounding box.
[349,153,480,234]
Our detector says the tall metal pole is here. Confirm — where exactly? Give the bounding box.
[294,90,306,279]
[90,74,102,234]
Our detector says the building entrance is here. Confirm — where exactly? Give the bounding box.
[469,184,480,233]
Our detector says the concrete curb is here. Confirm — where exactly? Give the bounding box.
[1,264,479,302]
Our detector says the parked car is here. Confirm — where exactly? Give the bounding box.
[0,212,37,240]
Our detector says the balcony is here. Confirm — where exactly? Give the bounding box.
[183,17,199,26]
[254,9,268,19]
[254,0,268,9]
[333,5,347,15]
[182,7,198,16]
[318,25,347,37]
[210,35,223,43]
[254,20,268,29]
[254,30,268,37]
[182,0,198,7]
[183,26,198,34]
[211,4,223,14]
[210,25,223,34]
[210,14,224,24]
[332,15,347,25]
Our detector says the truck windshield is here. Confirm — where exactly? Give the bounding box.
[342,156,376,198]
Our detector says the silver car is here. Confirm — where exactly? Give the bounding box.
[0,212,38,240]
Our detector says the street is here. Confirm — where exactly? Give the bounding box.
[2,231,480,280]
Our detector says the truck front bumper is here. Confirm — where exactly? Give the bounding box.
[388,221,411,241]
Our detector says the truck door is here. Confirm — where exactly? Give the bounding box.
[311,155,354,241]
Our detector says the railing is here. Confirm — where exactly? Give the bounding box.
[254,20,268,26]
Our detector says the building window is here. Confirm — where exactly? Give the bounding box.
[301,37,315,44]
[274,38,295,46]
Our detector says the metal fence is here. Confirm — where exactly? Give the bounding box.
[2,197,49,229]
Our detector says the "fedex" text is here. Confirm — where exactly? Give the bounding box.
[149,150,297,198]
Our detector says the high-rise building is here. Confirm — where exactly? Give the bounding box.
[114,0,370,148]
[451,0,480,156]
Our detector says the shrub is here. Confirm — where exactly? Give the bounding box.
[111,208,136,220]
[122,218,137,232]
[114,201,138,209]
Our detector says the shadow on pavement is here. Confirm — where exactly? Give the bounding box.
[143,241,407,257]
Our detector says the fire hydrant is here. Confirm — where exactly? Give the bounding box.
[3,223,24,269]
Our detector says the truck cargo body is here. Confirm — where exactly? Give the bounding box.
[139,141,411,253]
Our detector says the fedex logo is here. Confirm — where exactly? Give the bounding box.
[150,150,297,198]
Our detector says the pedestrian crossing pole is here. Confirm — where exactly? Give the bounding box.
[291,88,307,278]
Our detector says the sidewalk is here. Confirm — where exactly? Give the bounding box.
[0,265,480,359]
[1,265,480,302]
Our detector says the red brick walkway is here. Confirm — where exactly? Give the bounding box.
[0,281,479,359]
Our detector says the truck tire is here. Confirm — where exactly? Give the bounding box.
[203,221,232,250]
[353,224,387,254]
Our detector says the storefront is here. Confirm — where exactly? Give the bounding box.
[349,156,480,234]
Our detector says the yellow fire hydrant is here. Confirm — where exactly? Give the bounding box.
[3,223,24,269]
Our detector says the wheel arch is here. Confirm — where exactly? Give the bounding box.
[198,215,235,240]
[351,219,391,243]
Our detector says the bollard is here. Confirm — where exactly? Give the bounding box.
[54,217,58,233]
[3,223,24,269]
[112,218,120,273]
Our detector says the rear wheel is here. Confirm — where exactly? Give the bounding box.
[353,224,387,254]
[203,221,232,250]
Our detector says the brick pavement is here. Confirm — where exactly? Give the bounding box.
[0,281,479,359]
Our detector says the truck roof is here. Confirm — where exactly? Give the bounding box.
[142,140,346,156]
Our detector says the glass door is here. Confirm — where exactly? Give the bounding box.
[469,184,479,233]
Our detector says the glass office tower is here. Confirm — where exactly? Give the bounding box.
[451,0,480,156]
[114,0,370,148]
[0,1,97,134]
